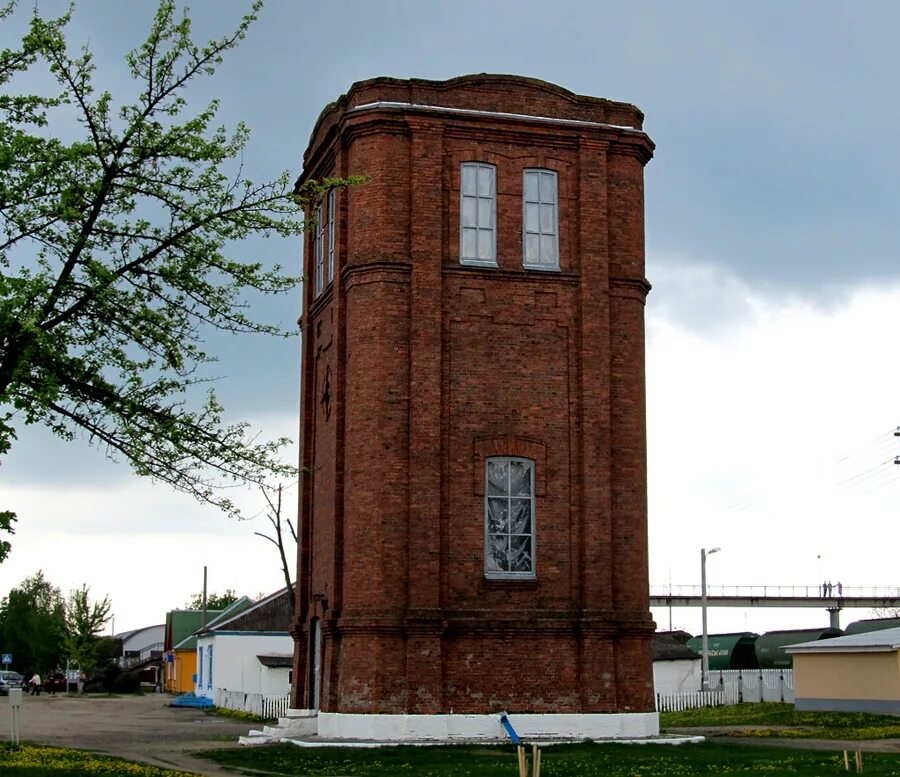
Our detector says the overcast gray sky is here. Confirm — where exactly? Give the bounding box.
[2,0,899,636]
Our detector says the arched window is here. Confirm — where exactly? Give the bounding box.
[485,457,536,578]
[522,169,559,269]
[460,162,497,265]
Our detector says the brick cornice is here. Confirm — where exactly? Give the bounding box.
[342,261,411,293]
[608,139,654,166]
[442,122,582,150]
[609,276,652,300]
[442,264,579,286]
[341,114,411,144]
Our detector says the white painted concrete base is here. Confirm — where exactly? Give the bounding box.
[285,734,704,749]
[316,711,660,741]
[239,709,318,746]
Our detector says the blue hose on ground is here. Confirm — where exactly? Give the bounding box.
[499,712,521,744]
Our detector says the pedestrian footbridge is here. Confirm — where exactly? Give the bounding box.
[649,585,900,628]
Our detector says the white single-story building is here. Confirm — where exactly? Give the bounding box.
[116,624,165,666]
[653,631,701,695]
[786,626,900,713]
[195,588,293,701]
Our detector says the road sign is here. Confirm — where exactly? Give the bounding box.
[1,653,11,665]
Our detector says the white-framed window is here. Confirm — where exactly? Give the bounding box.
[460,162,496,265]
[314,202,324,295]
[327,189,336,283]
[206,645,213,690]
[485,457,536,578]
[522,169,559,269]
[196,647,203,689]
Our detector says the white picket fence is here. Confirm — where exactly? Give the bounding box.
[215,688,291,719]
[657,669,793,712]
[656,688,729,711]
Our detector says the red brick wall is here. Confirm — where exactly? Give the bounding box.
[292,75,656,715]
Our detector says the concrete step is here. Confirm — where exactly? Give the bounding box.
[263,716,317,738]
[238,734,279,746]
[283,707,317,718]
[278,713,315,727]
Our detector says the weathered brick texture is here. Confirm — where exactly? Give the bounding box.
[291,75,656,714]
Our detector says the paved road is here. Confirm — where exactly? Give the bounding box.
[0,692,253,775]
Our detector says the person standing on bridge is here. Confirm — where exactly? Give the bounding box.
[837,581,843,596]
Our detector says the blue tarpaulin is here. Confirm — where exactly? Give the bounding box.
[169,692,213,708]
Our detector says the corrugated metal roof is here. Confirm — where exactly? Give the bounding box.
[786,626,900,653]
[208,588,292,634]
[167,609,224,649]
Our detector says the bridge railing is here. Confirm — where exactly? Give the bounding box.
[649,584,900,599]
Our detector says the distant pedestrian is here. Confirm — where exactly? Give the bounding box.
[825,581,832,597]
[837,581,843,596]
[78,670,86,694]
[29,672,41,696]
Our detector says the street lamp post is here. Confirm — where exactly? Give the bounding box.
[700,546,721,692]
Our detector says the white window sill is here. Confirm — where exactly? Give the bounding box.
[484,573,537,581]
[522,262,561,272]
[460,257,498,268]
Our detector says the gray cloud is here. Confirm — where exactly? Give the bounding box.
[9,0,899,421]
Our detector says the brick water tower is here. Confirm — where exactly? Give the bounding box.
[292,75,657,740]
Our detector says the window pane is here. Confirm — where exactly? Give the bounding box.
[487,498,509,533]
[541,171,557,201]
[510,499,531,534]
[462,228,477,258]
[524,171,539,201]
[540,203,555,234]
[509,461,531,496]
[477,166,493,197]
[541,235,556,262]
[478,197,493,228]
[477,229,493,260]
[525,203,539,233]
[461,196,477,228]
[462,165,476,195]
[487,535,509,572]
[525,233,539,263]
[487,460,508,495]
[510,536,533,572]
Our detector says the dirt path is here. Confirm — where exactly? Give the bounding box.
[666,726,900,753]
[0,692,253,775]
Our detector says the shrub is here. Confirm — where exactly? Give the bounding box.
[111,671,142,693]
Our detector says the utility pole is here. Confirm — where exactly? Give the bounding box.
[701,546,721,692]
[201,566,208,628]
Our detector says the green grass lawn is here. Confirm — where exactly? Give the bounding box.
[660,702,900,739]
[0,744,196,776]
[198,740,900,776]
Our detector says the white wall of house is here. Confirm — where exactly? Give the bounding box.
[653,659,701,695]
[260,665,291,696]
[121,625,164,655]
[195,632,292,699]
